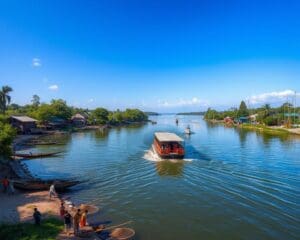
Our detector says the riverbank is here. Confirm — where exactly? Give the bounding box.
[237,123,300,136]
[0,191,60,223]
[206,119,300,136]
[0,190,101,240]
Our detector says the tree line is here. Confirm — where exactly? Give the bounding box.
[204,100,300,126]
[0,85,148,157]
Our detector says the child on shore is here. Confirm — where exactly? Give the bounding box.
[64,210,72,235]
[33,208,41,225]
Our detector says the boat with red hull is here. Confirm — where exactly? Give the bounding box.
[153,132,185,159]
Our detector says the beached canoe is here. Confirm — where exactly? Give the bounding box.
[29,141,59,145]
[13,151,63,159]
[13,179,80,191]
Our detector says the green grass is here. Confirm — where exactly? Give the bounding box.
[0,218,63,240]
[238,124,289,135]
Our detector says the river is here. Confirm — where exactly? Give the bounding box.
[23,115,300,240]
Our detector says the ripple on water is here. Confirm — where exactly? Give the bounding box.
[23,116,300,240]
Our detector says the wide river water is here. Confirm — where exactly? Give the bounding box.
[24,115,300,240]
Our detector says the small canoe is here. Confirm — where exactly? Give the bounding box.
[13,179,80,191]
[13,151,63,159]
[29,141,58,145]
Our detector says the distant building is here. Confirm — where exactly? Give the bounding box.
[10,116,37,134]
[238,116,249,124]
[224,116,234,125]
[71,113,88,127]
[249,114,258,123]
[46,117,68,129]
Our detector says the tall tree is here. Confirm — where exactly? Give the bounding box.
[90,108,109,124]
[31,94,40,107]
[238,100,249,117]
[263,103,271,117]
[0,85,13,114]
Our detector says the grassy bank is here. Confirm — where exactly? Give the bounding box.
[0,218,63,240]
[238,124,289,136]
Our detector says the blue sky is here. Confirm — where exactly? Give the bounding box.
[0,0,300,112]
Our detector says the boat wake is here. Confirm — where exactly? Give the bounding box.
[143,147,194,163]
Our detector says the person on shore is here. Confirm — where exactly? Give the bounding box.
[49,183,57,199]
[64,210,72,235]
[8,179,15,195]
[80,209,88,227]
[2,176,9,193]
[60,202,65,218]
[33,208,41,225]
[73,209,81,236]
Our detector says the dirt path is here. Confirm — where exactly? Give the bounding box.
[0,190,60,223]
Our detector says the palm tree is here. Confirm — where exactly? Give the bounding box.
[0,85,13,114]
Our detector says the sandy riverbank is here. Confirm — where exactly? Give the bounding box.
[0,190,60,223]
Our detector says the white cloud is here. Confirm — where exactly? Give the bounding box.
[248,90,298,104]
[32,58,41,67]
[88,98,94,103]
[48,84,58,91]
[157,97,209,108]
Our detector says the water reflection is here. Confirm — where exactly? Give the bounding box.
[155,160,184,177]
[94,129,109,140]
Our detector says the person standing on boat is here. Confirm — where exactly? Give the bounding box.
[73,209,81,236]
[2,176,9,193]
[49,183,57,199]
[33,208,41,225]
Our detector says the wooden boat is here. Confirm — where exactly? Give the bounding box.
[153,132,185,159]
[13,151,62,159]
[184,125,193,135]
[29,141,60,145]
[13,179,80,191]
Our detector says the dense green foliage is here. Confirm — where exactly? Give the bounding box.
[89,107,109,124]
[0,116,16,158]
[34,99,73,122]
[107,108,148,125]
[0,218,63,240]
[1,84,147,126]
[204,108,238,120]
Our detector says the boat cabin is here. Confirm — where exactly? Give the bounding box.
[153,132,185,159]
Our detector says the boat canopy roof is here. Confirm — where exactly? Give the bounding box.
[154,132,184,142]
